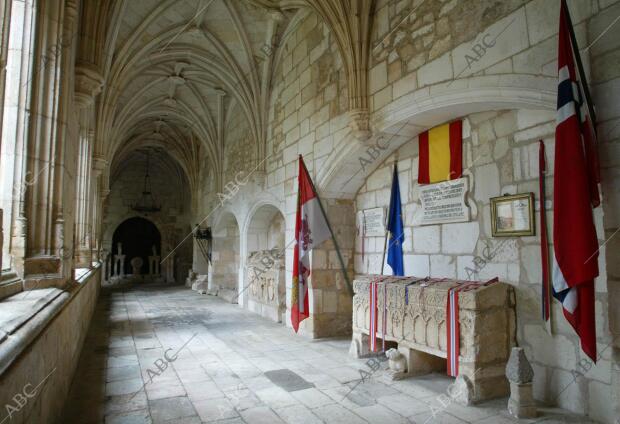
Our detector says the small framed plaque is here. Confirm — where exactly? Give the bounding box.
[357,207,386,237]
[490,193,535,237]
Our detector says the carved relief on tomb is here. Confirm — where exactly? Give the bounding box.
[245,249,285,309]
[353,280,480,356]
[351,275,515,403]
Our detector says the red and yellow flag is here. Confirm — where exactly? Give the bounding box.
[418,120,463,184]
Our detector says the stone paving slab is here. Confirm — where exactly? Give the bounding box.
[264,369,315,392]
[59,284,600,424]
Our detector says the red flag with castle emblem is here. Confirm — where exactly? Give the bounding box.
[291,155,332,332]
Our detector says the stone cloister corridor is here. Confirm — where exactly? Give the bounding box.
[0,0,619,423]
[61,283,593,424]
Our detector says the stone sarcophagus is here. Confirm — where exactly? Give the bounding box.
[351,275,516,404]
[245,249,285,323]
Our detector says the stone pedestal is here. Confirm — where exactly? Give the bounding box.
[192,275,208,294]
[507,382,537,418]
[186,269,197,288]
[113,254,125,278]
[506,347,537,418]
[130,257,143,280]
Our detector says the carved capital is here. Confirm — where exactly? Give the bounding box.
[100,188,111,200]
[74,64,104,108]
[348,108,372,141]
[92,156,107,176]
[268,9,284,21]
[163,97,177,107]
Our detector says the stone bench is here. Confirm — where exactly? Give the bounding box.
[350,275,516,404]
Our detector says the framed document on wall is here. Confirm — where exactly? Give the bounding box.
[490,193,535,237]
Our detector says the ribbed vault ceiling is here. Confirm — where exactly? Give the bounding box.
[96,0,306,191]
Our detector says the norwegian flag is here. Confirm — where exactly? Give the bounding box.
[552,0,601,362]
[291,155,332,332]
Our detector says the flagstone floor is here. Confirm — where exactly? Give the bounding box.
[61,283,597,424]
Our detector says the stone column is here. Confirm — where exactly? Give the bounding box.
[0,0,12,137]
[101,249,108,283]
[2,0,34,277]
[165,251,175,283]
[118,255,125,278]
[90,156,106,262]
[22,0,79,289]
[112,255,119,277]
[74,114,93,267]
[214,89,226,192]
[73,41,103,267]
[0,0,8,273]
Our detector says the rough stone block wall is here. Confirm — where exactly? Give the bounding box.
[103,159,193,283]
[355,108,613,421]
[195,2,620,420]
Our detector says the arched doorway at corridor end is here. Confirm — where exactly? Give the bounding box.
[111,217,161,277]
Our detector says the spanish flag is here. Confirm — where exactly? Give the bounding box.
[418,120,463,184]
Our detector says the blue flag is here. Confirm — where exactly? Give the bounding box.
[386,163,404,276]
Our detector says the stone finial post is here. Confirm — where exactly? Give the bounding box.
[119,255,125,278]
[130,257,143,277]
[506,347,537,418]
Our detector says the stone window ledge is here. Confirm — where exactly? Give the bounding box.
[0,263,100,376]
[0,271,23,300]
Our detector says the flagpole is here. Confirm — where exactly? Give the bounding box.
[562,0,597,134]
[539,141,553,335]
[381,160,398,275]
[300,156,354,297]
[380,232,388,275]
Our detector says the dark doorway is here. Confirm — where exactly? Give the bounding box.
[112,217,161,276]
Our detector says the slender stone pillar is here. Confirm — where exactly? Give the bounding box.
[165,251,175,283]
[101,249,108,282]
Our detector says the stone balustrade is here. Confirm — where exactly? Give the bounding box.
[350,275,516,404]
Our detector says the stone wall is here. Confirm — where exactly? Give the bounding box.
[355,108,614,421]
[194,2,620,420]
[0,267,100,424]
[210,212,241,302]
[102,155,193,284]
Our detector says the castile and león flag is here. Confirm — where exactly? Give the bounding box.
[291,155,352,333]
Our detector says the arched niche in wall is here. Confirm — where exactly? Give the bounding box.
[317,76,556,198]
[244,204,286,322]
[211,212,241,303]
[246,204,285,253]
